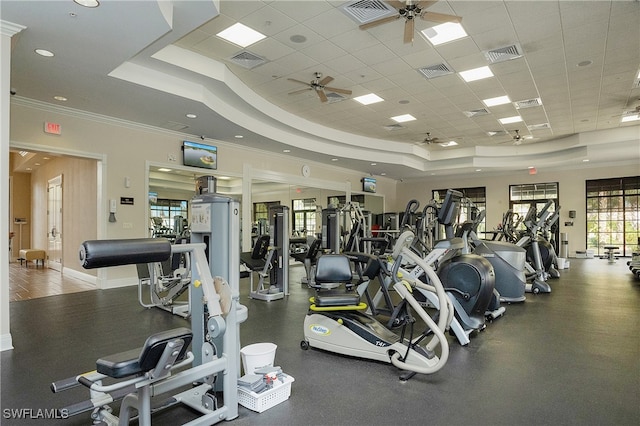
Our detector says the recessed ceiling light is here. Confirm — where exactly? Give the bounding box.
[158,168,172,172]
[439,141,458,147]
[354,94,384,105]
[331,158,339,161]
[34,163,41,166]
[475,169,482,172]
[577,60,592,67]
[583,159,590,162]
[43,157,50,160]
[283,149,291,153]
[482,95,510,107]
[391,114,416,123]
[528,166,535,169]
[35,49,54,57]
[217,23,266,48]
[185,113,197,119]
[289,35,307,43]
[53,96,67,101]
[234,135,244,139]
[370,163,377,166]
[499,115,523,124]
[74,0,100,7]
[459,66,493,82]
[421,22,467,46]
[380,172,386,176]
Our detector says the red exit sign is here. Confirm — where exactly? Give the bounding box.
[44,122,62,135]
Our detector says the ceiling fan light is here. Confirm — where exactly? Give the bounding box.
[421,22,467,46]
[354,93,384,105]
[217,23,266,48]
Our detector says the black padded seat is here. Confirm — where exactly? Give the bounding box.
[96,327,192,379]
[312,254,360,307]
[240,234,270,271]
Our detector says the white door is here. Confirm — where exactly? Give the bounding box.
[48,175,63,271]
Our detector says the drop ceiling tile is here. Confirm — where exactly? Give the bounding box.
[271,0,334,22]
[303,7,356,39]
[325,54,367,74]
[435,38,481,62]
[351,43,397,66]
[300,39,347,63]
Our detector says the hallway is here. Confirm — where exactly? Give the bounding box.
[8,261,95,302]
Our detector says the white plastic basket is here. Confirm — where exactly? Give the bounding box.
[237,374,294,413]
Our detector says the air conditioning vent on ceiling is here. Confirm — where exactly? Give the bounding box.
[487,130,508,136]
[161,121,189,131]
[484,44,523,64]
[464,108,490,118]
[228,51,267,69]
[326,92,347,103]
[341,0,396,24]
[514,97,542,109]
[384,123,404,131]
[418,63,454,79]
[527,123,551,131]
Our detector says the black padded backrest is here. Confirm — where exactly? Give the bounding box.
[306,238,322,260]
[315,254,353,284]
[252,235,270,260]
[138,327,193,371]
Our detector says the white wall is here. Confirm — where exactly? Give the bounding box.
[395,164,639,255]
[9,100,397,288]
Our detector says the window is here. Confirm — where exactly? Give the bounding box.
[149,198,188,233]
[509,182,559,248]
[586,176,639,256]
[292,198,318,236]
[433,187,487,237]
[253,201,279,235]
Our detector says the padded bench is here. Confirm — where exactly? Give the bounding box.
[18,249,46,268]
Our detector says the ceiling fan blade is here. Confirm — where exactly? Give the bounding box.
[388,1,406,10]
[359,15,399,31]
[317,90,328,103]
[421,11,462,23]
[318,75,334,86]
[287,78,312,86]
[404,18,415,43]
[288,88,312,95]
[324,86,352,95]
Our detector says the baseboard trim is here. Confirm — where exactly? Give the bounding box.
[63,267,97,285]
[0,333,14,352]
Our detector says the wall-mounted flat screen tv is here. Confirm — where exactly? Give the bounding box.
[363,177,376,193]
[183,140,217,170]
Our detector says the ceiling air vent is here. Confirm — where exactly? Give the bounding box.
[326,92,347,103]
[384,124,404,131]
[161,121,189,131]
[527,123,551,131]
[418,63,454,79]
[228,51,267,69]
[463,108,490,118]
[514,97,542,109]
[341,0,396,24]
[484,43,523,64]
[487,130,508,136]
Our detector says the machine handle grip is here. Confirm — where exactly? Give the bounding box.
[77,376,94,388]
[51,376,80,393]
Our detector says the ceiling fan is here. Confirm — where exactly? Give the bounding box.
[359,1,462,44]
[421,132,440,144]
[287,72,352,103]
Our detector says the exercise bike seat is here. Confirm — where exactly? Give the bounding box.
[96,327,193,379]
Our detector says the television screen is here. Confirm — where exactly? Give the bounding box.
[148,191,158,204]
[183,140,217,170]
[363,177,376,193]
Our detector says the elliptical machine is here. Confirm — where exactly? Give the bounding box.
[301,231,452,380]
[407,190,499,346]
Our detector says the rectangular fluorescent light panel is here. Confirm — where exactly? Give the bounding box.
[621,114,640,122]
[354,93,384,105]
[483,95,511,107]
[391,114,416,123]
[439,141,458,147]
[498,115,523,124]
[217,23,266,48]
[421,22,467,46]
[459,66,493,82]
